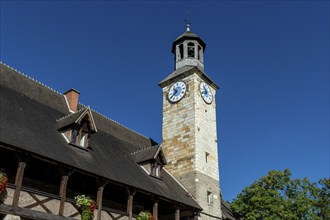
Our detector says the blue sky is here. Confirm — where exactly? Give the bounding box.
[1,1,329,202]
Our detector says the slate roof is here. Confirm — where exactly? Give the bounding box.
[0,63,201,210]
[159,65,219,90]
[172,30,206,53]
[221,199,237,220]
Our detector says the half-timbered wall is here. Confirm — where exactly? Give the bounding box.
[0,146,196,220]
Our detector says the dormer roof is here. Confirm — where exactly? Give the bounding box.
[56,107,97,133]
[132,145,167,165]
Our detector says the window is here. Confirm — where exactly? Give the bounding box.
[198,45,202,60]
[178,44,184,60]
[188,42,195,58]
[207,191,212,205]
[71,127,89,148]
[150,163,162,178]
[205,152,210,163]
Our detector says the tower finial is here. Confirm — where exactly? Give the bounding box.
[185,11,191,32]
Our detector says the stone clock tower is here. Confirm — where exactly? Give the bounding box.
[159,25,222,219]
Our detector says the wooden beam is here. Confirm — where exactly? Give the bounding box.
[59,175,69,216]
[153,201,158,220]
[12,161,26,209]
[175,208,180,220]
[95,178,108,220]
[126,188,136,220]
[0,204,73,220]
[96,186,104,220]
[25,194,52,213]
[127,195,133,220]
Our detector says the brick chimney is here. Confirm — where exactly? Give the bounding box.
[64,88,80,112]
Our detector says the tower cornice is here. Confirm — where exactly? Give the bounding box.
[159,66,219,90]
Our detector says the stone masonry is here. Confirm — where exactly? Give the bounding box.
[162,71,221,219]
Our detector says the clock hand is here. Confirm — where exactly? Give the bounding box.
[170,88,177,99]
[205,87,209,95]
[174,88,178,96]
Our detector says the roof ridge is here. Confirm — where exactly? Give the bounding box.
[0,61,63,96]
[131,144,160,155]
[79,103,150,141]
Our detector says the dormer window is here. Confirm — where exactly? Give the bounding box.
[188,42,195,58]
[56,107,97,149]
[71,127,89,147]
[132,145,167,179]
[150,162,163,177]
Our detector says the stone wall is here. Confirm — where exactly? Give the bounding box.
[161,71,222,219]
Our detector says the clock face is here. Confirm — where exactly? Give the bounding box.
[168,81,186,103]
[200,82,213,104]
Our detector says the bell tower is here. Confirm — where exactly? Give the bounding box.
[160,25,222,219]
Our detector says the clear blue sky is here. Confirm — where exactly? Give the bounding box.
[1,1,329,202]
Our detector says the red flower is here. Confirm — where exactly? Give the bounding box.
[0,173,8,195]
[89,201,97,212]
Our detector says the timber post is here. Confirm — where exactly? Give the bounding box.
[96,179,108,220]
[175,207,180,220]
[126,188,136,220]
[58,169,74,216]
[12,161,26,209]
[152,196,158,220]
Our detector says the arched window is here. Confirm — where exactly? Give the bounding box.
[198,45,202,60]
[178,44,184,60]
[188,42,195,58]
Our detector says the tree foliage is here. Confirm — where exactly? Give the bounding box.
[230,169,329,220]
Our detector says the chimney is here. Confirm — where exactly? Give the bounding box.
[64,88,80,112]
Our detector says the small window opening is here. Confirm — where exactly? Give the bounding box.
[207,191,212,204]
[205,152,210,163]
[150,163,162,177]
[71,127,89,148]
[155,166,160,177]
[188,42,195,58]
[178,44,184,60]
[198,45,202,60]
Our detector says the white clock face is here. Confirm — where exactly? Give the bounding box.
[200,82,213,104]
[168,81,186,103]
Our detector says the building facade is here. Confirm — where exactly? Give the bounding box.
[0,26,236,220]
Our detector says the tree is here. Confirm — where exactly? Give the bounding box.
[316,178,330,219]
[230,169,329,220]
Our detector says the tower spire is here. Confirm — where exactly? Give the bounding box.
[185,11,191,32]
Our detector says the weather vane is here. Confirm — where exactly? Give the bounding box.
[185,11,191,32]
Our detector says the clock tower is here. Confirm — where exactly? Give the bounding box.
[159,25,222,219]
